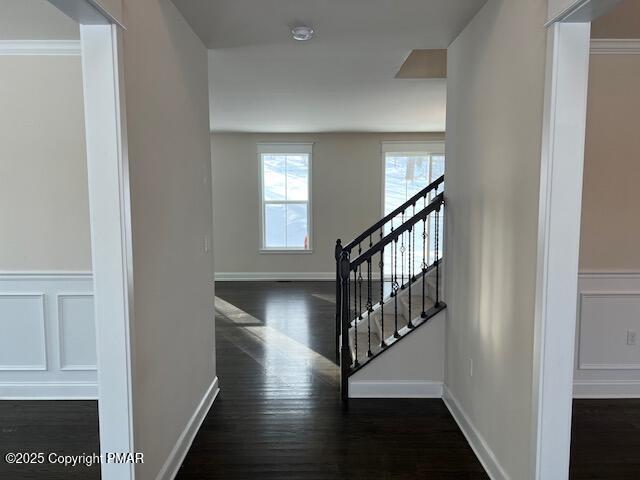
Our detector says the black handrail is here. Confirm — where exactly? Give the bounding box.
[342,175,444,252]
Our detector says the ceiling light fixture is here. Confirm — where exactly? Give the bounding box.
[291,25,314,41]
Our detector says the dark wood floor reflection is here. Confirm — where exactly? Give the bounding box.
[177,281,488,479]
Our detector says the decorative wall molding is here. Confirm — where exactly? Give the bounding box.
[0,272,96,399]
[57,293,98,371]
[0,40,81,56]
[573,271,640,398]
[349,380,442,398]
[0,294,47,371]
[155,377,219,480]
[590,39,640,55]
[0,381,98,400]
[443,386,508,480]
[574,380,640,398]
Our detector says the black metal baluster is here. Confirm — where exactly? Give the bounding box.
[379,246,386,348]
[393,236,400,338]
[357,244,362,319]
[366,258,373,358]
[353,268,359,366]
[358,265,363,320]
[435,206,441,308]
[421,217,427,318]
[407,224,414,329]
[411,203,416,282]
[389,222,394,298]
[400,210,405,289]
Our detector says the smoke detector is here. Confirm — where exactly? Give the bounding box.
[291,25,314,41]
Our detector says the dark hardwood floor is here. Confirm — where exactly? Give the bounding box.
[570,399,640,479]
[176,281,488,479]
[1,281,639,479]
[0,400,100,479]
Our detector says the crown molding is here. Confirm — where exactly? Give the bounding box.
[591,39,640,55]
[0,40,81,56]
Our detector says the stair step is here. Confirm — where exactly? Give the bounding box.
[346,302,447,376]
[348,321,383,364]
[346,264,443,363]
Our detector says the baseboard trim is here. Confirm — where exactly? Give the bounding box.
[0,381,98,399]
[215,272,335,281]
[155,376,219,480]
[442,386,508,480]
[349,380,442,398]
[573,380,640,398]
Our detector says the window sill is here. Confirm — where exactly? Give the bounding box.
[259,249,314,255]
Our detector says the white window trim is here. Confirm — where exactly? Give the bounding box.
[258,143,314,254]
[380,141,445,154]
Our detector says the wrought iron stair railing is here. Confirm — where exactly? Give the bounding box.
[334,175,445,402]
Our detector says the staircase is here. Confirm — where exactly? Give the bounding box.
[335,175,446,401]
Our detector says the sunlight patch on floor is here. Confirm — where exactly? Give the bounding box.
[215,296,262,324]
[215,296,338,388]
[311,293,335,304]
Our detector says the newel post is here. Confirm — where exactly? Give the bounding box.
[334,239,342,363]
[339,250,351,404]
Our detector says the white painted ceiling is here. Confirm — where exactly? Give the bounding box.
[172,0,486,133]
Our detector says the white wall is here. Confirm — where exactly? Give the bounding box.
[574,51,640,397]
[349,309,445,398]
[0,55,91,271]
[0,0,79,40]
[443,0,547,478]
[119,1,216,478]
[211,132,444,278]
[580,53,640,272]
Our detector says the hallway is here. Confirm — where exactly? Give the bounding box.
[176,281,487,479]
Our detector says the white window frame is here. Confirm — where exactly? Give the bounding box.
[258,143,313,254]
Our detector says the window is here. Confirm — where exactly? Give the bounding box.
[382,142,445,274]
[259,143,312,252]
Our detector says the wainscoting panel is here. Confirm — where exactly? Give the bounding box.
[0,273,97,399]
[574,272,640,398]
[58,294,97,370]
[0,294,46,370]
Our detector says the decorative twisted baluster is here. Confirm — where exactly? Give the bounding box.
[407,224,414,329]
[353,268,359,366]
[411,203,416,282]
[379,246,386,348]
[393,236,400,338]
[400,211,405,289]
[357,265,363,320]
[435,207,441,308]
[421,217,427,318]
[366,258,373,358]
